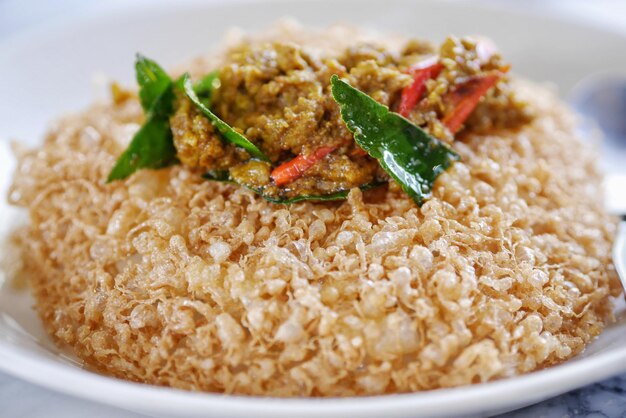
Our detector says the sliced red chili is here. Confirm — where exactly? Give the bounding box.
[398,59,443,118]
[270,146,337,186]
[441,72,501,134]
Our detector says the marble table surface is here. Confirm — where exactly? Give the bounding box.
[1,0,626,417]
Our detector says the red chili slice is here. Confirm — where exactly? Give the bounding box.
[441,72,501,134]
[270,146,337,186]
[398,58,443,118]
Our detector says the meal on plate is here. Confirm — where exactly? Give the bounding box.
[7,22,621,396]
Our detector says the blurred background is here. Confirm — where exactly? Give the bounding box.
[2,0,626,38]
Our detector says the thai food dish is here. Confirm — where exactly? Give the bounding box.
[7,22,621,396]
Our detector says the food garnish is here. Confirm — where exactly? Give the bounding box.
[330,75,459,205]
[107,55,178,182]
[203,170,384,204]
[442,72,502,134]
[270,146,338,186]
[397,58,443,117]
[192,70,220,107]
[182,75,270,162]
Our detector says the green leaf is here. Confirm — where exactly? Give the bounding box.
[107,55,178,182]
[264,182,384,204]
[194,70,220,107]
[107,115,178,182]
[135,54,172,114]
[183,74,270,162]
[330,75,459,205]
[264,190,355,204]
[202,171,384,204]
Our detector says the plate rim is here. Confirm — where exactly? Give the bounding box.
[2,329,626,418]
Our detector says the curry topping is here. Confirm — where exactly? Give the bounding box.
[107,36,531,204]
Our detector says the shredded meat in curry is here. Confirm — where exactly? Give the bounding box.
[169,37,531,199]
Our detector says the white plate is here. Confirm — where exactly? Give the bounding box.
[1,1,626,417]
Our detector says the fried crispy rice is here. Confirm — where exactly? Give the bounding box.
[8,22,621,396]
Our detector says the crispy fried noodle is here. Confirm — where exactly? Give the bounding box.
[7,23,622,396]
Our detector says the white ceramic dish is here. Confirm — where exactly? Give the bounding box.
[1,1,626,417]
